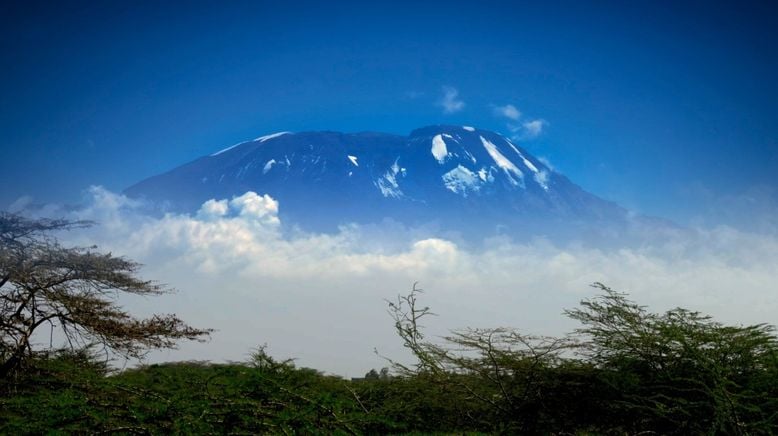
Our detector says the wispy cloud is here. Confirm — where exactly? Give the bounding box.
[521,119,547,139]
[537,156,555,172]
[8,195,33,213]
[404,90,424,100]
[493,102,547,141]
[438,86,465,114]
[681,183,778,234]
[493,104,521,121]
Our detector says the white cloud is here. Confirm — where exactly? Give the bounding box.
[492,103,547,141]
[8,195,33,213]
[493,104,522,121]
[198,199,230,219]
[680,184,778,234]
[45,187,778,376]
[537,157,555,171]
[229,192,280,223]
[438,86,465,114]
[522,119,547,138]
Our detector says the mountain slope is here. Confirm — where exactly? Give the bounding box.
[125,125,639,239]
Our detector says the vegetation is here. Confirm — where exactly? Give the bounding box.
[0,213,210,378]
[2,214,778,433]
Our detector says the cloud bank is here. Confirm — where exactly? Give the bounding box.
[37,187,778,376]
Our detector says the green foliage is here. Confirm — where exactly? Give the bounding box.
[567,282,778,434]
[1,351,371,434]
[384,282,778,434]
[1,282,777,434]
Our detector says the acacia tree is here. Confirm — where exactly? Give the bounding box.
[0,212,210,377]
[566,282,778,434]
[384,284,579,432]
[385,282,778,433]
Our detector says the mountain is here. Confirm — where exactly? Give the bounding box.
[124,125,652,242]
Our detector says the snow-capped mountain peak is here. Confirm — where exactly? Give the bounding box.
[125,125,632,238]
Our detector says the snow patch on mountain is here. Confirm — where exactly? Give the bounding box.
[442,165,482,196]
[390,160,407,177]
[348,155,359,167]
[255,131,292,143]
[506,141,539,173]
[211,132,292,156]
[431,134,449,163]
[478,167,495,183]
[503,139,549,190]
[236,161,256,179]
[462,126,475,132]
[523,157,539,173]
[263,159,276,174]
[480,136,524,186]
[211,141,246,157]
[534,170,550,191]
[375,159,405,198]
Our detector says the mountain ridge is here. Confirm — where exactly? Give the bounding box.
[124,125,656,241]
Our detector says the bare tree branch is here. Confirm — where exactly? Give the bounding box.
[0,213,210,377]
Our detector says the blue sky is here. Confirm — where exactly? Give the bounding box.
[2,1,777,223]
